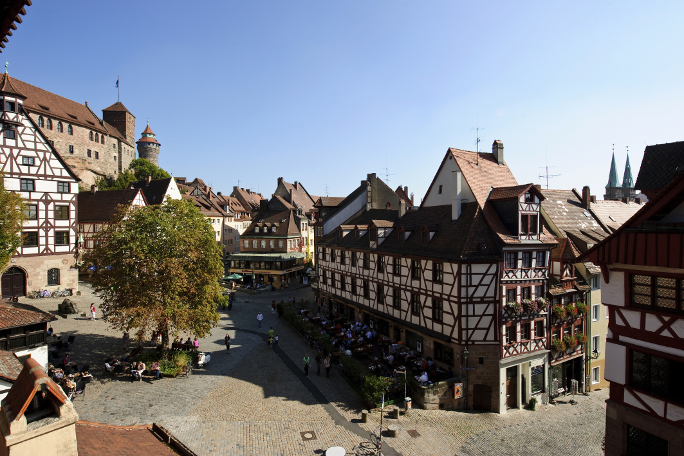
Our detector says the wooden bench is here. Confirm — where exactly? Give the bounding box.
[171,343,198,351]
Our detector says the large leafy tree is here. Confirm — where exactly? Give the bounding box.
[0,177,26,272]
[95,158,171,191]
[85,198,223,347]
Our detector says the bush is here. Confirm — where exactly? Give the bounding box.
[529,397,537,411]
[565,303,578,317]
[563,335,577,349]
[362,375,394,406]
[575,302,587,314]
[575,332,588,345]
[535,297,550,312]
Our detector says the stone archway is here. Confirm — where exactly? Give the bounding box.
[1,267,26,297]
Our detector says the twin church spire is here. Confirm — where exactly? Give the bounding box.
[604,147,635,201]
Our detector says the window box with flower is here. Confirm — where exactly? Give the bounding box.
[563,335,577,349]
[506,301,522,314]
[575,302,587,314]
[565,303,578,317]
[575,332,587,345]
[535,297,549,312]
[551,339,566,352]
[522,298,538,314]
[552,305,566,319]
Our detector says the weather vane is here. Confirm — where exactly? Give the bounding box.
[4,62,8,73]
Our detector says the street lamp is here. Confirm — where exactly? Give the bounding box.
[394,369,409,416]
[462,347,469,411]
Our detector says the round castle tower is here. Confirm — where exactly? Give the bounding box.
[136,123,160,166]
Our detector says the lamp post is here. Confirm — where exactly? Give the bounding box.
[395,369,408,416]
[462,347,469,410]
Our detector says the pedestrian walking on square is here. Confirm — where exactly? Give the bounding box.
[324,355,331,378]
[90,303,96,321]
[224,333,231,353]
[257,312,263,328]
[268,335,274,348]
[275,334,279,346]
[303,354,310,376]
[315,353,322,376]
[271,300,276,315]
[268,327,274,342]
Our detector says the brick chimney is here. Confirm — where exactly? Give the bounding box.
[590,195,596,203]
[492,140,504,165]
[90,185,97,194]
[145,175,151,185]
[582,186,591,209]
[621,197,629,203]
[635,197,642,204]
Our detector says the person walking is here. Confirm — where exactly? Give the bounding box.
[257,312,263,328]
[268,335,274,348]
[303,354,310,376]
[271,300,276,315]
[324,355,331,378]
[90,303,97,321]
[224,333,231,353]
[275,334,279,346]
[315,353,322,376]
[267,327,274,343]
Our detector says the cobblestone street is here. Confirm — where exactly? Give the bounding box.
[27,282,606,456]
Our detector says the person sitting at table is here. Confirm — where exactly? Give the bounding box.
[389,344,396,355]
[185,338,193,349]
[387,353,394,365]
[421,358,429,370]
[150,361,161,380]
[427,357,434,368]
[417,371,429,385]
[62,354,72,366]
[55,337,64,350]
[53,369,64,381]
[131,362,145,381]
[365,329,373,340]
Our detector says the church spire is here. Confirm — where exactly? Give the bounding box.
[622,153,634,189]
[606,151,620,189]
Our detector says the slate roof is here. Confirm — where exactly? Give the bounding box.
[129,178,173,205]
[77,189,144,222]
[394,186,412,206]
[540,189,610,253]
[319,204,501,261]
[4,358,67,422]
[590,199,644,233]
[0,301,56,330]
[635,141,684,192]
[0,350,22,382]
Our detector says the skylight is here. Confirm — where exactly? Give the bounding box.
[609,216,616,222]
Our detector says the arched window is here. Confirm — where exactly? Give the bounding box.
[38,116,44,128]
[67,124,73,135]
[46,118,52,130]
[89,131,93,141]
[101,135,105,145]
[95,133,99,143]
[57,122,63,133]
[47,268,60,286]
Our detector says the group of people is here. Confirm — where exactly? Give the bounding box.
[129,361,161,381]
[173,336,200,349]
[302,353,332,377]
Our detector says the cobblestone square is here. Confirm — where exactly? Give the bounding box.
[27,282,606,456]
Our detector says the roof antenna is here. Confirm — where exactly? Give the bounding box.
[538,145,560,189]
[383,153,395,184]
[324,184,329,197]
[471,114,484,166]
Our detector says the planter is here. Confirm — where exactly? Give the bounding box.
[522,299,538,314]
[552,305,566,319]
[551,339,566,352]
[506,301,522,314]
[563,335,577,350]
[565,303,578,317]
[575,332,588,345]
[575,302,588,314]
[535,297,549,312]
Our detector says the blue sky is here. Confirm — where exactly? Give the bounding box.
[5,1,683,202]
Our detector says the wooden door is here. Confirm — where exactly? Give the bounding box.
[1,268,25,297]
[473,384,492,411]
[506,366,517,408]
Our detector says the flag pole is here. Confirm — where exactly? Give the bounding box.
[117,75,120,102]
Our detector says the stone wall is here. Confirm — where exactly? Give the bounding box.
[137,143,159,167]
[459,344,500,412]
[12,253,79,294]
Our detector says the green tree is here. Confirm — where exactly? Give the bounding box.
[95,158,171,190]
[0,177,26,272]
[84,198,223,348]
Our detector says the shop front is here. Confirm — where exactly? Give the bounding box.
[227,252,307,289]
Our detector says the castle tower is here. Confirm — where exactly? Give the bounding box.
[136,123,160,166]
[604,152,622,200]
[102,101,135,141]
[621,153,636,201]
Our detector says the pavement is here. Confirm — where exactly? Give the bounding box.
[24,282,607,456]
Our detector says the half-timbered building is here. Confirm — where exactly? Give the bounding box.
[318,141,557,413]
[0,72,80,298]
[580,171,684,456]
[77,186,146,252]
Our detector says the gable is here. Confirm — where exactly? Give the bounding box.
[422,151,476,207]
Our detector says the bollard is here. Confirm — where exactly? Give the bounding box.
[388,425,400,437]
[390,407,399,419]
[361,410,369,423]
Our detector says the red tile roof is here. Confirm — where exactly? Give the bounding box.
[103,101,133,115]
[231,187,264,212]
[0,72,24,97]
[0,350,22,382]
[489,184,538,201]
[141,124,154,135]
[0,301,56,330]
[77,188,145,223]
[136,136,159,145]
[76,422,177,456]
[4,358,67,422]
[276,178,316,214]
[0,1,30,53]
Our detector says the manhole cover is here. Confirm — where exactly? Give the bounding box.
[300,431,317,441]
[407,430,420,438]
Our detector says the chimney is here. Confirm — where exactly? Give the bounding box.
[582,186,591,209]
[404,186,408,196]
[492,140,504,165]
[90,185,97,194]
[399,200,406,217]
[85,101,88,107]
[410,192,414,206]
[289,188,294,204]
[635,197,642,204]
[260,200,268,211]
[278,177,284,186]
[217,191,222,196]
[207,187,212,196]
[590,195,596,203]
[145,175,151,185]
[452,169,462,220]
[367,173,376,210]
[621,197,629,203]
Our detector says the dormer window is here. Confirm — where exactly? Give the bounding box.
[272,226,276,233]
[255,227,259,233]
[520,214,539,235]
[370,228,377,242]
[525,191,534,203]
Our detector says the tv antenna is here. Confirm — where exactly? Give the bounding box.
[324,183,329,197]
[383,154,395,184]
[538,146,560,189]
[470,116,484,166]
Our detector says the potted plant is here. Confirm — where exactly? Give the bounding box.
[575,302,588,314]
[565,303,578,317]
[552,305,566,319]
[535,297,549,312]
[506,301,522,314]
[551,339,566,352]
[522,298,538,314]
[563,335,577,349]
[575,332,588,345]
